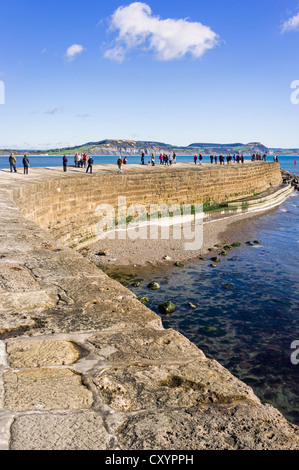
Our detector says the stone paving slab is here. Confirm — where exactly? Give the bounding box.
[3,368,93,411]
[87,328,205,363]
[6,339,82,368]
[0,264,40,292]
[10,411,111,450]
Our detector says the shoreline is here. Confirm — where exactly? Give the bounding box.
[81,194,292,270]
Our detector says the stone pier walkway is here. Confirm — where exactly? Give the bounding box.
[0,167,298,450]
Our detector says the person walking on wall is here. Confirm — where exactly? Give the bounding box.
[117,156,123,173]
[23,155,30,175]
[83,153,87,168]
[63,155,68,172]
[86,156,94,174]
[9,153,17,173]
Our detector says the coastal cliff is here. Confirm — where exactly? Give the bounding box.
[0,163,298,450]
[2,139,299,157]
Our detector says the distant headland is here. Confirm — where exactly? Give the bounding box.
[1,140,299,157]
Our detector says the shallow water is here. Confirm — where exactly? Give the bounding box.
[121,190,299,425]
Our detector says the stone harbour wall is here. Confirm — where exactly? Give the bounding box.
[8,162,282,247]
[0,163,298,450]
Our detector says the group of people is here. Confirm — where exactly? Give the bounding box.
[193,153,276,165]
[124,151,276,168]
[251,154,279,163]
[8,150,279,176]
[159,153,177,166]
[74,152,88,168]
[140,151,177,166]
[64,153,95,173]
[9,153,30,174]
[207,154,245,165]
[251,154,267,162]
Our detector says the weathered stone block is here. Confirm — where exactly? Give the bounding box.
[3,369,93,411]
[10,411,110,450]
[6,339,81,368]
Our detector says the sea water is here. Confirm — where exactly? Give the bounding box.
[0,154,298,169]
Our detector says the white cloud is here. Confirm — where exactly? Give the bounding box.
[104,2,219,62]
[76,113,91,119]
[65,44,84,61]
[45,106,64,115]
[281,12,299,33]
[104,45,126,63]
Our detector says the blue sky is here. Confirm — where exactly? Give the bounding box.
[1,0,299,149]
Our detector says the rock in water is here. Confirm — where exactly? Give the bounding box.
[188,302,196,309]
[137,297,150,305]
[223,245,232,251]
[219,251,227,257]
[223,284,234,290]
[174,262,184,267]
[147,282,160,291]
[159,301,176,315]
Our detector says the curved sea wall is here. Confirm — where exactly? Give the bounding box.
[9,162,282,247]
[0,162,298,450]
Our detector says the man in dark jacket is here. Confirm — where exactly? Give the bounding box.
[86,156,94,173]
[23,155,29,175]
